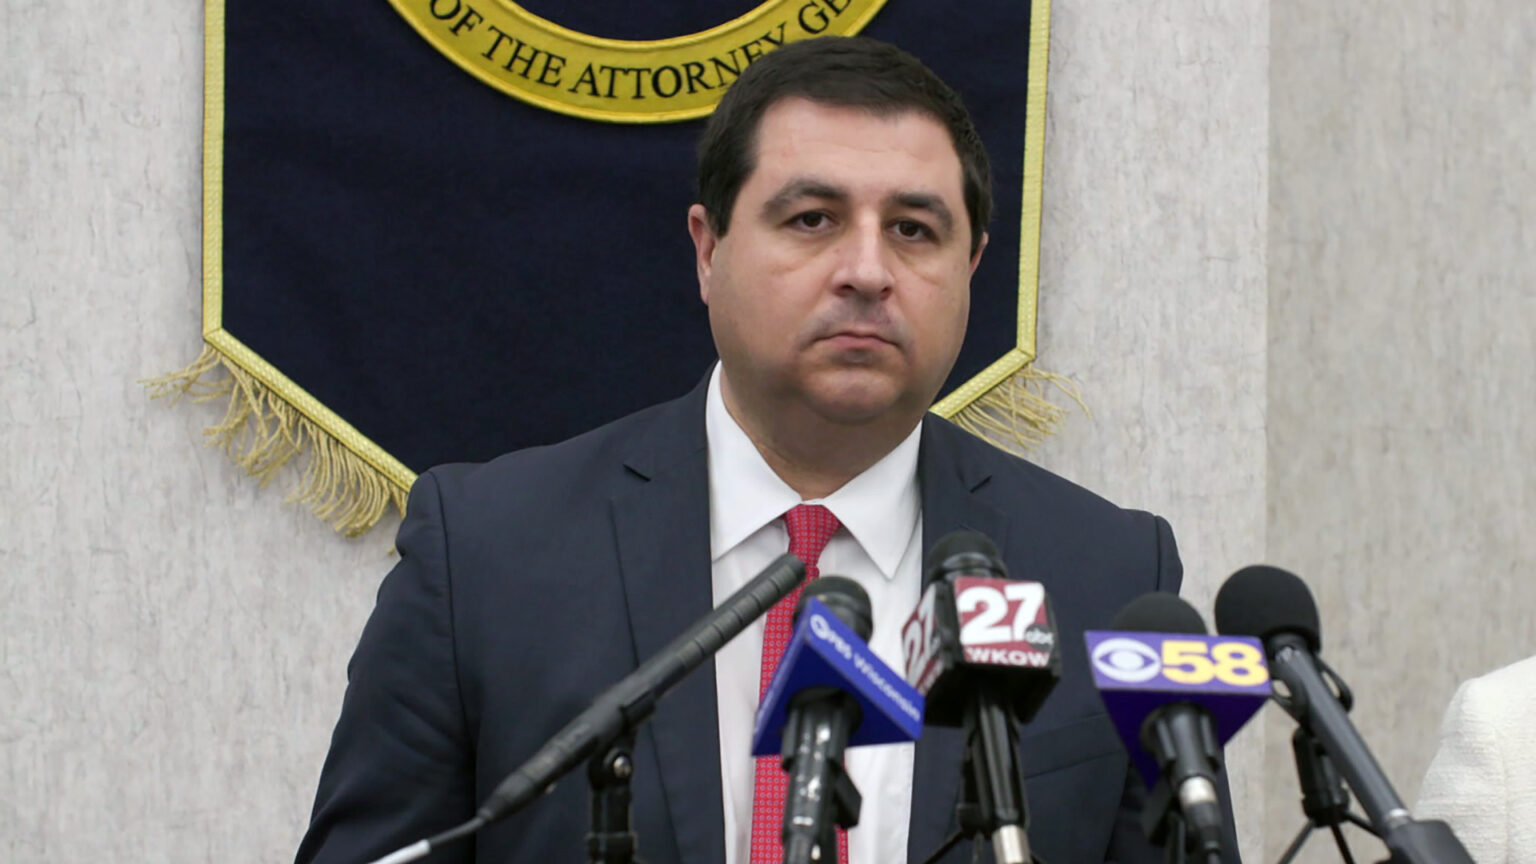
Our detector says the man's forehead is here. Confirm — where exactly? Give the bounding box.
[746,97,965,193]
[754,96,950,148]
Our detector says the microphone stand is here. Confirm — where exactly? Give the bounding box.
[917,750,1040,864]
[1142,782,1223,864]
[1276,729,1376,864]
[917,688,1042,864]
[1138,706,1226,864]
[1275,661,1376,864]
[779,688,864,864]
[967,688,1037,864]
[587,731,642,864]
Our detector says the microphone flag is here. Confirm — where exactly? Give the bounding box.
[1086,631,1271,787]
[903,575,1060,727]
[752,597,925,757]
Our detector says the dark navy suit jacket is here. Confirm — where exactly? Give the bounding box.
[297,376,1190,864]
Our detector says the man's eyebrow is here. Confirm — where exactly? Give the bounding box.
[889,191,955,236]
[760,178,849,219]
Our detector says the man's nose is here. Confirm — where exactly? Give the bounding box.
[833,219,895,299]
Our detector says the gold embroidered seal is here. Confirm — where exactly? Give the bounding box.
[387,1,892,123]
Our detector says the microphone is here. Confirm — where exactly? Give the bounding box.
[900,531,1060,864]
[751,576,925,864]
[1087,593,1269,864]
[1215,565,1477,864]
[364,553,807,864]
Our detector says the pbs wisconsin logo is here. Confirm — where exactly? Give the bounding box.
[1091,638,1162,683]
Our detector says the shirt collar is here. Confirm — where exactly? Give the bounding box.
[705,364,922,580]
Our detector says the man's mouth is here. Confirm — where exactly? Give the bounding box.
[821,326,897,348]
[823,332,893,350]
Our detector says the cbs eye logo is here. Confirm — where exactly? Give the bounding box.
[1092,638,1163,683]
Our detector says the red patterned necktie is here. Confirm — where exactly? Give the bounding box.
[749,503,849,864]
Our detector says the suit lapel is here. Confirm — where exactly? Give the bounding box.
[609,378,724,863]
[907,416,1010,861]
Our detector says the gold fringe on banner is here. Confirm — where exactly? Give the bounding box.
[144,344,409,536]
[146,346,1079,536]
[948,362,1087,457]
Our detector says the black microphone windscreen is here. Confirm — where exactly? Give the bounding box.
[1214,565,1322,652]
[795,575,873,641]
[923,529,1005,584]
[1111,592,1208,634]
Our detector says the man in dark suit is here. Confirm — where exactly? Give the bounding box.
[299,37,1193,864]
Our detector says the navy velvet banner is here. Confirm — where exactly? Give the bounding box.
[218,1,1036,474]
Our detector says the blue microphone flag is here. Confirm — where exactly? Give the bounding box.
[752,597,925,757]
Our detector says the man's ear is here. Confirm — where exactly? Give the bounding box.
[688,204,719,304]
[968,231,990,276]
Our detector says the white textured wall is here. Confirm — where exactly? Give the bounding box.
[1,1,389,859]
[1267,1,1536,861]
[1034,3,1270,861]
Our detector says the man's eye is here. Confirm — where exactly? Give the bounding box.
[793,212,828,229]
[894,220,933,240]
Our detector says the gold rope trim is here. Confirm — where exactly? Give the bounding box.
[947,361,1088,456]
[144,344,408,536]
[939,0,1066,455]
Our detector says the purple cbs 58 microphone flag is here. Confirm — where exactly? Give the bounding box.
[753,597,926,757]
[1086,632,1272,788]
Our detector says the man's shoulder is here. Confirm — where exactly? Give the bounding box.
[929,416,1160,526]
[414,390,700,511]
[926,417,1179,596]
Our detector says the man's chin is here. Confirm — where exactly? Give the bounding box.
[801,374,912,426]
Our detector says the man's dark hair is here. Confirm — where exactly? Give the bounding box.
[697,36,993,257]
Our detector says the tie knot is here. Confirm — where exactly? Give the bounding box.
[783,504,841,572]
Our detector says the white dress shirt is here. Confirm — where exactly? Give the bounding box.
[706,365,923,864]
